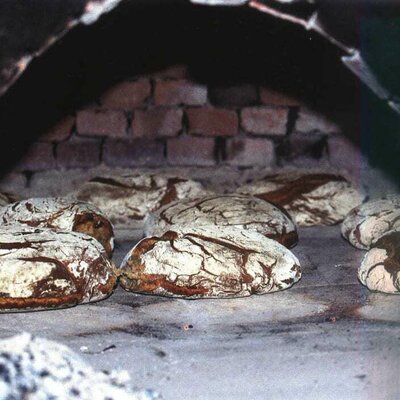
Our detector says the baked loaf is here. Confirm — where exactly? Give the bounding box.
[75,174,207,228]
[0,333,160,400]
[0,227,116,311]
[342,195,400,250]
[0,197,114,257]
[359,231,400,294]
[236,172,364,226]
[145,194,298,248]
[120,226,301,298]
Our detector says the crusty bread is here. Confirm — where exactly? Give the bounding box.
[120,226,301,298]
[0,227,117,311]
[236,172,364,226]
[359,231,400,294]
[342,195,400,249]
[75,174,208,228]
[145,194,298,248]
[0,197,114,257]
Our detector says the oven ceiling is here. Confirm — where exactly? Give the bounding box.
[0,0,124,98]
[0,0,399,115]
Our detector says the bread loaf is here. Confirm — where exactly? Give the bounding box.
[0,227,117,311]
[359,231,400,293]
[0,197,114,256]
[236,172,364,226]
[75,173,207,228]
[120,226,301,298]
[342,195,400,249]
[145,194,298,248]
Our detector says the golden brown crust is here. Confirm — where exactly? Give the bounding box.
[0,294,81,310]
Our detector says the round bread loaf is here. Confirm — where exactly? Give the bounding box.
[342,195,400,250]
[145,194,298,248]
[0,333,160,400]
[236,172,364,226]
[359,231,400,294]
[120,226,301,298]
[0,227,117,311]
[0,197,114,257]
[75,174,207,228]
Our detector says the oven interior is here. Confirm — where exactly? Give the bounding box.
[0,1,399,399]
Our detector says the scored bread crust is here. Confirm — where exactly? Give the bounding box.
[359,231,400,294]
[120,226,301,298]
[0,197,114,257]
[145,194,298,248]
[342,195,400,250]
[75,174,207,228]
[0,227,117,311]
[236,172,364,226]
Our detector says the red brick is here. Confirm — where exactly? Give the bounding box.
[226,138,275,167]
[260,87,301,107]
[167,137,215,166]
[133,109,183,138]
[209,84,258,106]
[241,107,288,136]
[56,138,101,169]
[103,139,165,167]
[40,115,75,142]
[76,108,127,137]
[17,143,56,171]
[296,108,341,134]
[187,108,238,137]
[150,64,188,79]
[154,80,207,106]
[100,79,151,110]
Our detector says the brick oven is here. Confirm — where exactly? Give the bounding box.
[0,1,399,399]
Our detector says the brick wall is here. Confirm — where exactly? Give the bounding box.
[15,64,350,174]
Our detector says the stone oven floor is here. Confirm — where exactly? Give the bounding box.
[1,225,400,399]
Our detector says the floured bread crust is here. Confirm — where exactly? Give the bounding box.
[75,174,207,228]
[342,195,400,250]
[145,194,298,248]
[0,197,114,257]
[0,333,160,400]
[236,172,364,226]
[359,231,400,294]
[120,226,301,298]
[0,227,117,311]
